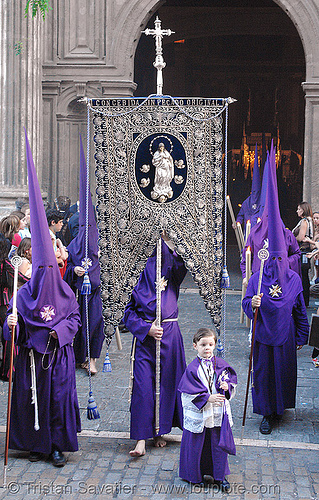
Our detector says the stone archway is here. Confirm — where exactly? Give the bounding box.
[119,0,319,209]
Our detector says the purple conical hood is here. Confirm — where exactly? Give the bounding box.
[26,131,58,270]
[66,136,100,290]
[250,143,261,206]
[263,142,291,289]
[16,131,79,354]
[258,151,269,219]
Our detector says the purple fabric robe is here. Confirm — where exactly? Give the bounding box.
[178,356,237,483]
[242,268,309,416]
[4,309,81,454]
[64,137,104,362]
[123,240,187,440]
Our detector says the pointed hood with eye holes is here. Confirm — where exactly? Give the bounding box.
[253,144,303,346]
[14,131,79,354]
[66,136,101,291]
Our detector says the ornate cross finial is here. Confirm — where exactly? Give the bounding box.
[142,17,175,95]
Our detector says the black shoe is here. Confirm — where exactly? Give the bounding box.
[214,478,231,493]
[29,451,44,462]
[259,415,272,434]
[50,450,66,467]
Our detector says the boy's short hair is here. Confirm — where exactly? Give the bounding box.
[193,327,217,344]
[46,208,63,226]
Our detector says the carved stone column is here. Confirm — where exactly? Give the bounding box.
[0,1,44,212]
[302,82,319,210]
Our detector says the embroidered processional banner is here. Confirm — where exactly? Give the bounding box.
[91,96,227,337]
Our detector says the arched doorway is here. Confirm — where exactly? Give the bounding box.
[134,0,306,228]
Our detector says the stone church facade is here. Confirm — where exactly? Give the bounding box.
[1,0,319,209]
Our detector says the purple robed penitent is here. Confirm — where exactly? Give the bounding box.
[4,131,81,454]
[240,146,300,279]
[124,240,187,440]
[242,146,309,417]
[236,144,261,229]
[178,356,237,483]
[64,137,104,363]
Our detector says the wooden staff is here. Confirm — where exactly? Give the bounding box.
[241,248,269,438]
[240,246,251,323]
[226,195,242,253]
[3,255,22,487]
[155,237,162,434]
[245,245,252,328]
[115,326,122,351]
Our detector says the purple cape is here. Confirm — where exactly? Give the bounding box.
[178,356,237,405]
[124,239,187,439]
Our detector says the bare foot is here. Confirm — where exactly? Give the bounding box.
[154,436,166,448]
[129,440,145,457]
[89,358,97,375]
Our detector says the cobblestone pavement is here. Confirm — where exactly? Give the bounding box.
[0,246,318,499]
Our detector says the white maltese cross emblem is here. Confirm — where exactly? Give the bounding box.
[269,284,282,297]
[81,258,93,271]
[40,305,56,322]
[156,276,168,292]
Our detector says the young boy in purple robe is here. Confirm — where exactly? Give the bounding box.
[242,146,309,435]
[178,328,237,492]
[124,233,187,457]
[5,132,81,467]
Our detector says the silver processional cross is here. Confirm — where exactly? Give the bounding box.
[142,16,174,95]
[142,16,174,434]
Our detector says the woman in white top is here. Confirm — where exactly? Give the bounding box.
[292,201,314,306]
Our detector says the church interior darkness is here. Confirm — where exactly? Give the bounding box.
[134,0,306,232]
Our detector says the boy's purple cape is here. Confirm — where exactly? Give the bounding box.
[16,130,80,353]
[178,356,237,404]
[66,136,101,291]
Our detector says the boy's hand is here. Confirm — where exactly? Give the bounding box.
[148,321,163,340]
[208,393,225,405]
[219,381,229,391]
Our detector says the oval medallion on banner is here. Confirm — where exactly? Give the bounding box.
[134,133,187,203]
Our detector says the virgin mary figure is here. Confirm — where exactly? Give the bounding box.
[151,143,174,202]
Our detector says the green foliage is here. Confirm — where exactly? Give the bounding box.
[25,0,52,20]
[14,41,23,55]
